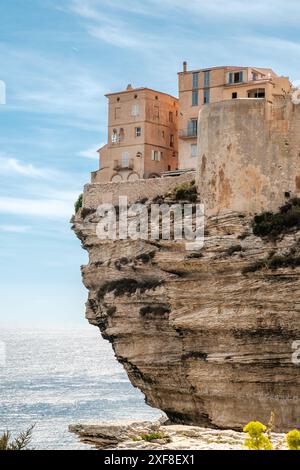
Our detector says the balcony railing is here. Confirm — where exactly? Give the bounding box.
[179,128,198,139]
[113,158,134,170]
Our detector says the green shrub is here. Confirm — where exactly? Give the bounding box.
[97,278,163,299]
[0,425,35,450]
[242,253,300,274]
[186,252,203,259]
[173,182,198,202]
[243,421,272,450]
[227,245,243,256]
[252,199,300,239]
[286,429,300,450]
[74,193,83,213]
[140,432,164,442]
[140,304,171,316]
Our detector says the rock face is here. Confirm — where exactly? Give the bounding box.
[72,188,300,432]
[69,418,287,450]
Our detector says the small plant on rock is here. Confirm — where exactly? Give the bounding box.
[140,432,164,442]
[74,193,83,213]
[286,429,300,450]
[0,425,35,450]
[243,421,272,450]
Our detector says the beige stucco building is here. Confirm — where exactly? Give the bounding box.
[92,85,178,183]
[178,63,292,170]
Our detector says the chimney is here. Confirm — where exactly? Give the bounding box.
[183,61,187,73]
[126,84,133,91]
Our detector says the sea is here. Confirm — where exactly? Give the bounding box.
[0,328,161,450]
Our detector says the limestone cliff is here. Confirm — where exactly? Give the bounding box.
[72,181,300,432]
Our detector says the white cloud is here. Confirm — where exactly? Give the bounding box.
[0,225,31,234]
[69,0,158,49]
[0,154,58,179]
[79,144,102,159]
[70,0,300,24]
[0,197,74,219]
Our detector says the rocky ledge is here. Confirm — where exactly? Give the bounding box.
[72,187,300,432]
[69,418,287,450]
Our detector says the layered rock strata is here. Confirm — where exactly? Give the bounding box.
[72,186,300,432]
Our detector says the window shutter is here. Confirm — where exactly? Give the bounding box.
[158,151,161,161]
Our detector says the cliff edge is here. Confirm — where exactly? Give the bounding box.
[72,177,300,432]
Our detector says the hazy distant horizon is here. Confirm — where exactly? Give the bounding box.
[1,0,300,328]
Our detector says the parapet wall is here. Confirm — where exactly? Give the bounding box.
[197,98,300,214]
[83,172,195,209]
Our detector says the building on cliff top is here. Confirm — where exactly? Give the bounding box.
[92,85,179,183]
[91,65,292,184]
[178,63,292,170]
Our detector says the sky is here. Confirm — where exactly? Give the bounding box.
[0,0,300,327]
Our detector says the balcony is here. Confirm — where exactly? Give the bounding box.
[113,158,134,171]
[179,128,198,139]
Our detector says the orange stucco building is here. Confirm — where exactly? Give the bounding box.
[92,85,178,183]
[91,65,292,183]
[178,63,292,170]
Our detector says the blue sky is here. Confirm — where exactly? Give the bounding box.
[0,0,300,327]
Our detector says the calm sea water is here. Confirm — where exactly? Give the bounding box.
[0,328,161,450]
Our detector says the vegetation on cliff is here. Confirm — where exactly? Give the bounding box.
[0,425,35,450]
[252,197,300,239]
[74,193,83,213]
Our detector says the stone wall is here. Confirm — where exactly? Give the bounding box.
[197,98,300,215]
[83,172,195,208]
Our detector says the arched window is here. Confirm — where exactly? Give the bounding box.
[119,128,125,142]
[111,129,118,143]
[128,172,139,182]
[111,174,123,183]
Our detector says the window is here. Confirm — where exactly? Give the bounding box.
[232,92,238,99]
[122,151,129,167]
[162,130,165,138]
[203,89,210,104]
[188,119,197,137]
[248,88,266,98]
[136,152,142,158]
[191,144,197,158]
[131,104,139,116]
[170,134,174,148]
[111,129,118,143]
[151,150,161,161]
[135,127,141,137]
[192,72,199,89]
[119,128,125,141]
[204,70,210,87]
[154,106,159,118]
[169,111,173,123]
[228,71,244,84]
[192,90,198,106]
[252,72,257,81]
[115,107,121,119]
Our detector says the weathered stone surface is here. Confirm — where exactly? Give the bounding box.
[72,192,300,432]
[197,98,300,214]
[70,418,287,450]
